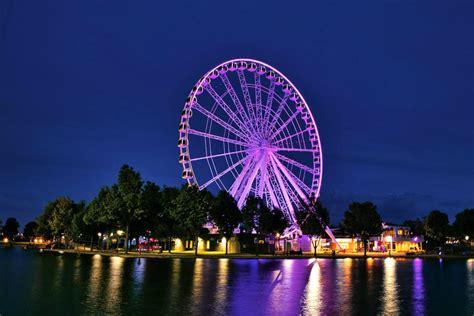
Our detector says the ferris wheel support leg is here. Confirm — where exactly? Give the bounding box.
[324,226,342,250]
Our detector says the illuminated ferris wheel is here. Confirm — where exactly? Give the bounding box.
[178,58,323,230]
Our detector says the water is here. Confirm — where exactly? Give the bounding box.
[1,248,473,315]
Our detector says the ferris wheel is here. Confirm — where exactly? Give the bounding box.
[178,58,323,230]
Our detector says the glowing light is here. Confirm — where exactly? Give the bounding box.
[117,230,124,236]
[385,236,393,242]
[3,237,8,243]
[178,58,327,238]
[97,232,102,237]
[382,258,399,314]
[465,235,470,241]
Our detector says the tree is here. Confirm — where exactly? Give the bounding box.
[23,221,39,240]
[453,209,474,241]
[84,186,115,250]
[402,218,425,236]
[109,165,145,253]
[258,207,288,236]
[68,202,90,248]
[297,200,330,257]
[241,196,263,233]
[3,217,20,239]
[158,186,181,253]
[425,210,449,246]
[49,197,82,247]
[37,202,55,240]
[172,185,214,255]
[211,191,242,255]
[140,181,162,250]
[342,202,382,257]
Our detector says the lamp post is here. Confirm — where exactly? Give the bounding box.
[97,232,102,252]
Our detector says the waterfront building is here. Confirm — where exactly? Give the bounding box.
[372,224,424,253]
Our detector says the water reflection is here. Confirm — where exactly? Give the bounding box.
[301,259,323,314]
[105,256,125,312]
[3,249,474,315]
[412,258,425,315]
[85,254,102,309]
[336,258,353,313]
[215,259,230,313]
[382,258,399,315]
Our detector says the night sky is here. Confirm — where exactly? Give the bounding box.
[1,1,473,227]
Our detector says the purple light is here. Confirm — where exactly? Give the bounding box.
[179,58,340,242]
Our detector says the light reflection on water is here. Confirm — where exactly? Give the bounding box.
[412,258,425,315]
[382,258,399,315]
[301,259,322,314]
[1,249,473,315]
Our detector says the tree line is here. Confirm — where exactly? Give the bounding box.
[1,164,473,256]
[15,165,292,255]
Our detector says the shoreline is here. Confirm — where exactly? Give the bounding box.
[33,248,474,260]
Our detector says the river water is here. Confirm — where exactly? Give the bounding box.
[1,248,473,315]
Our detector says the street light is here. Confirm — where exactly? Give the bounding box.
[97,233,102,252]
[465,235,470,241]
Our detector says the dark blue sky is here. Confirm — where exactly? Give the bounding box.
[1,1,473,227]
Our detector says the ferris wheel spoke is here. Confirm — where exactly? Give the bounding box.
[271,153,310,203]
[266,94,290,136]
[274,153,317,175]
[236,158,262,208]
[272,158,313,195]
[269,155,296,223]
[262,80,276,132]
[188,128,250,147]
[254,72,263,133]
[193,103,250,141]
[220,74,256,134]
[204,85,253,135]
[237,70,256,123]
[286,171,312,196]
[273,129,307,147]
[257,157,268,198]
[190,149,248,162]
[199,155,249,190]
[274,147,315,153]
[269,111,300,140]
[264,177,280,209]
[229,153,256,197]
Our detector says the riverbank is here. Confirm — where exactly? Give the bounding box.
[37,248,474,260]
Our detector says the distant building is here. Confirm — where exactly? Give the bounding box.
[372,224,424,253]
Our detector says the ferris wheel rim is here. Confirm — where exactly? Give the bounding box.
[179,58,324,214]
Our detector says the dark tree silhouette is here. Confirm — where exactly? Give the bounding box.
[211,191,242,255]
[23,221,39,240]
[297,200,330,257]
[3,217,19,239]
[342,202,382,257]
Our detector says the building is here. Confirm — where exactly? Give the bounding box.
[372,224,424,253]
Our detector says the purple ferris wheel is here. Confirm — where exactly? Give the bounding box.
[178,58,330,236]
